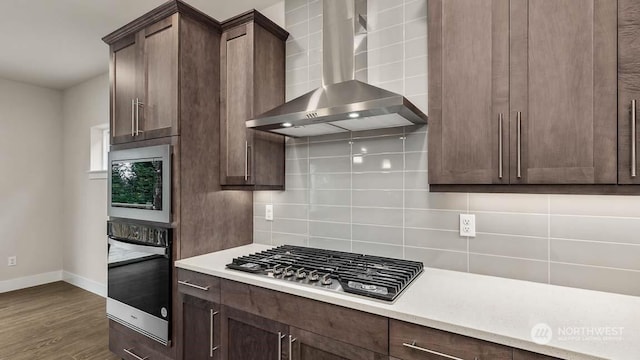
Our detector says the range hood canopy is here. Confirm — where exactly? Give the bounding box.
[246,0,427,137]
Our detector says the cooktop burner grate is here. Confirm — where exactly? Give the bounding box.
[226,245,424,302]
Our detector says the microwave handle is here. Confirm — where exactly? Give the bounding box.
[108,238,168,256]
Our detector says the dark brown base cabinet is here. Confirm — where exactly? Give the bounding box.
[177,269,565,360]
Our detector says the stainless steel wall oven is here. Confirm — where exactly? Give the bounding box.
[107,220,172,345]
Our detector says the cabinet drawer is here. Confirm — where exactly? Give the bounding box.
[221,279,388,354]
[514,349,562,360]
[177,268,221,303]
[109,321,172,360]
[389,320,512,360]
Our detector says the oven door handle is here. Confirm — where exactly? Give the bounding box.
[108,238,168,256]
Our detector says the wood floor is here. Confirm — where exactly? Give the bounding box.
[0,281,119,360]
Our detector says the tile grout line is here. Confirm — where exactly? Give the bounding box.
[467,193,470,272]
[402,126,406,259]
[350,131,354,253]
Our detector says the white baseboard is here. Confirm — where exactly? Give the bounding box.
[63,271,106,297]
[0,270,63,293]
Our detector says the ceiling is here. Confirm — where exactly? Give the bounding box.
[0,0,282,90]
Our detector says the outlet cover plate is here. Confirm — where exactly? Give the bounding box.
[460,214,476,237]
[8,256,16,267]
[265,204,274,221]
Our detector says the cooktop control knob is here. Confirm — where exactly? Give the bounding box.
[321,273,332,285]
[308,270,319,281]
[296,268,306,279]
[272,264,283,275]
[283,266,294,277]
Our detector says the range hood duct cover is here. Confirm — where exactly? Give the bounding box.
[247,0,427,137]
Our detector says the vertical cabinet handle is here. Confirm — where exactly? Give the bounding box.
[498,113,503,179]
[123,348,149,360]
[131,99,135,136]
[277,332,286,360]
[517,111,522,179]
[244,141,250,181]
[209,310,219,357]
[632,100,637,178]
[135,98,144,136]
[288,335,297,360]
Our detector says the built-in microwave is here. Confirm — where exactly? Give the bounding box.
[108,145,171,224]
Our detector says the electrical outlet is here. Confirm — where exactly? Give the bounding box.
[265,204,274,221]
[459,214,476,237]
[8,256,16,267]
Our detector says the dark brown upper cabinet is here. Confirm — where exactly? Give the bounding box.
[618,0,640,184]
[104,2,219,145]
[428,0,509,185]
[219,11,288,190]
[429,0,619,191]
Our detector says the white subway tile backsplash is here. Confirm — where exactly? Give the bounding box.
[405,36,428,59]
[405,209,459,230]
[404,228,467,251]
[369,25,404,49]
[285,4,309,27]
[368,43,404,68]
[404,192,467,211]
[550,263,640,297]
[353,154,404,172]
[353,207,403,227]
[370,5,404,31]
[475,212,548,238]
[551,239,640,271]
[550,215,640,245]
[352,190,403,208]
[404,75,428,96]
[309,140,351,157]
[285,158,309,174]
[405,17,428,41]
[404,0,428,22]
[469,254,549,283]
[352,172,403,190]
[309,205,351,222]
[353,241,404,258]
[287,20,309,40]
[309,237,351,252]
[310,174,351,190]
[309,190,350,206]
[260,0,640,297]
[310,157,351,173]
[309,221,351,240]
[470,233,548,260]
[405,247,468,272]
[352,224,403,245]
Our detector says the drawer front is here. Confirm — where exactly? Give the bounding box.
[221,279,389,354]
[177,268,221,303]
[390,320,512,360]
[514,349,562,360]
[110,321,172,360]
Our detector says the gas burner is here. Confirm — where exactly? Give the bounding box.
[226,245,423,302]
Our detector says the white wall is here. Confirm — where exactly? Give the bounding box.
[0,78,63,287]
[61,73,109,293]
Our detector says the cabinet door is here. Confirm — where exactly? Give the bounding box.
[142,15,179,140]
[110,34,140,145]
[510,0,617,184]
[428,0,510,184]
[220,24,254,186]
[289,326,386,360]
[220,306,288,360]
[618,0,640,184]
[181,294,221,360]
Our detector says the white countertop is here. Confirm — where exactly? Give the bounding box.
[176,244,640,360]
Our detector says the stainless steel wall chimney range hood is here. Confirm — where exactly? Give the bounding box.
[246,0,428,137]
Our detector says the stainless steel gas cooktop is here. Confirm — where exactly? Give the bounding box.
[226,245,423,302]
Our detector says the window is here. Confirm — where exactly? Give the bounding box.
[89,124,110,179]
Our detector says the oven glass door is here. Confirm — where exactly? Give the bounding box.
[107,238,170,320]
